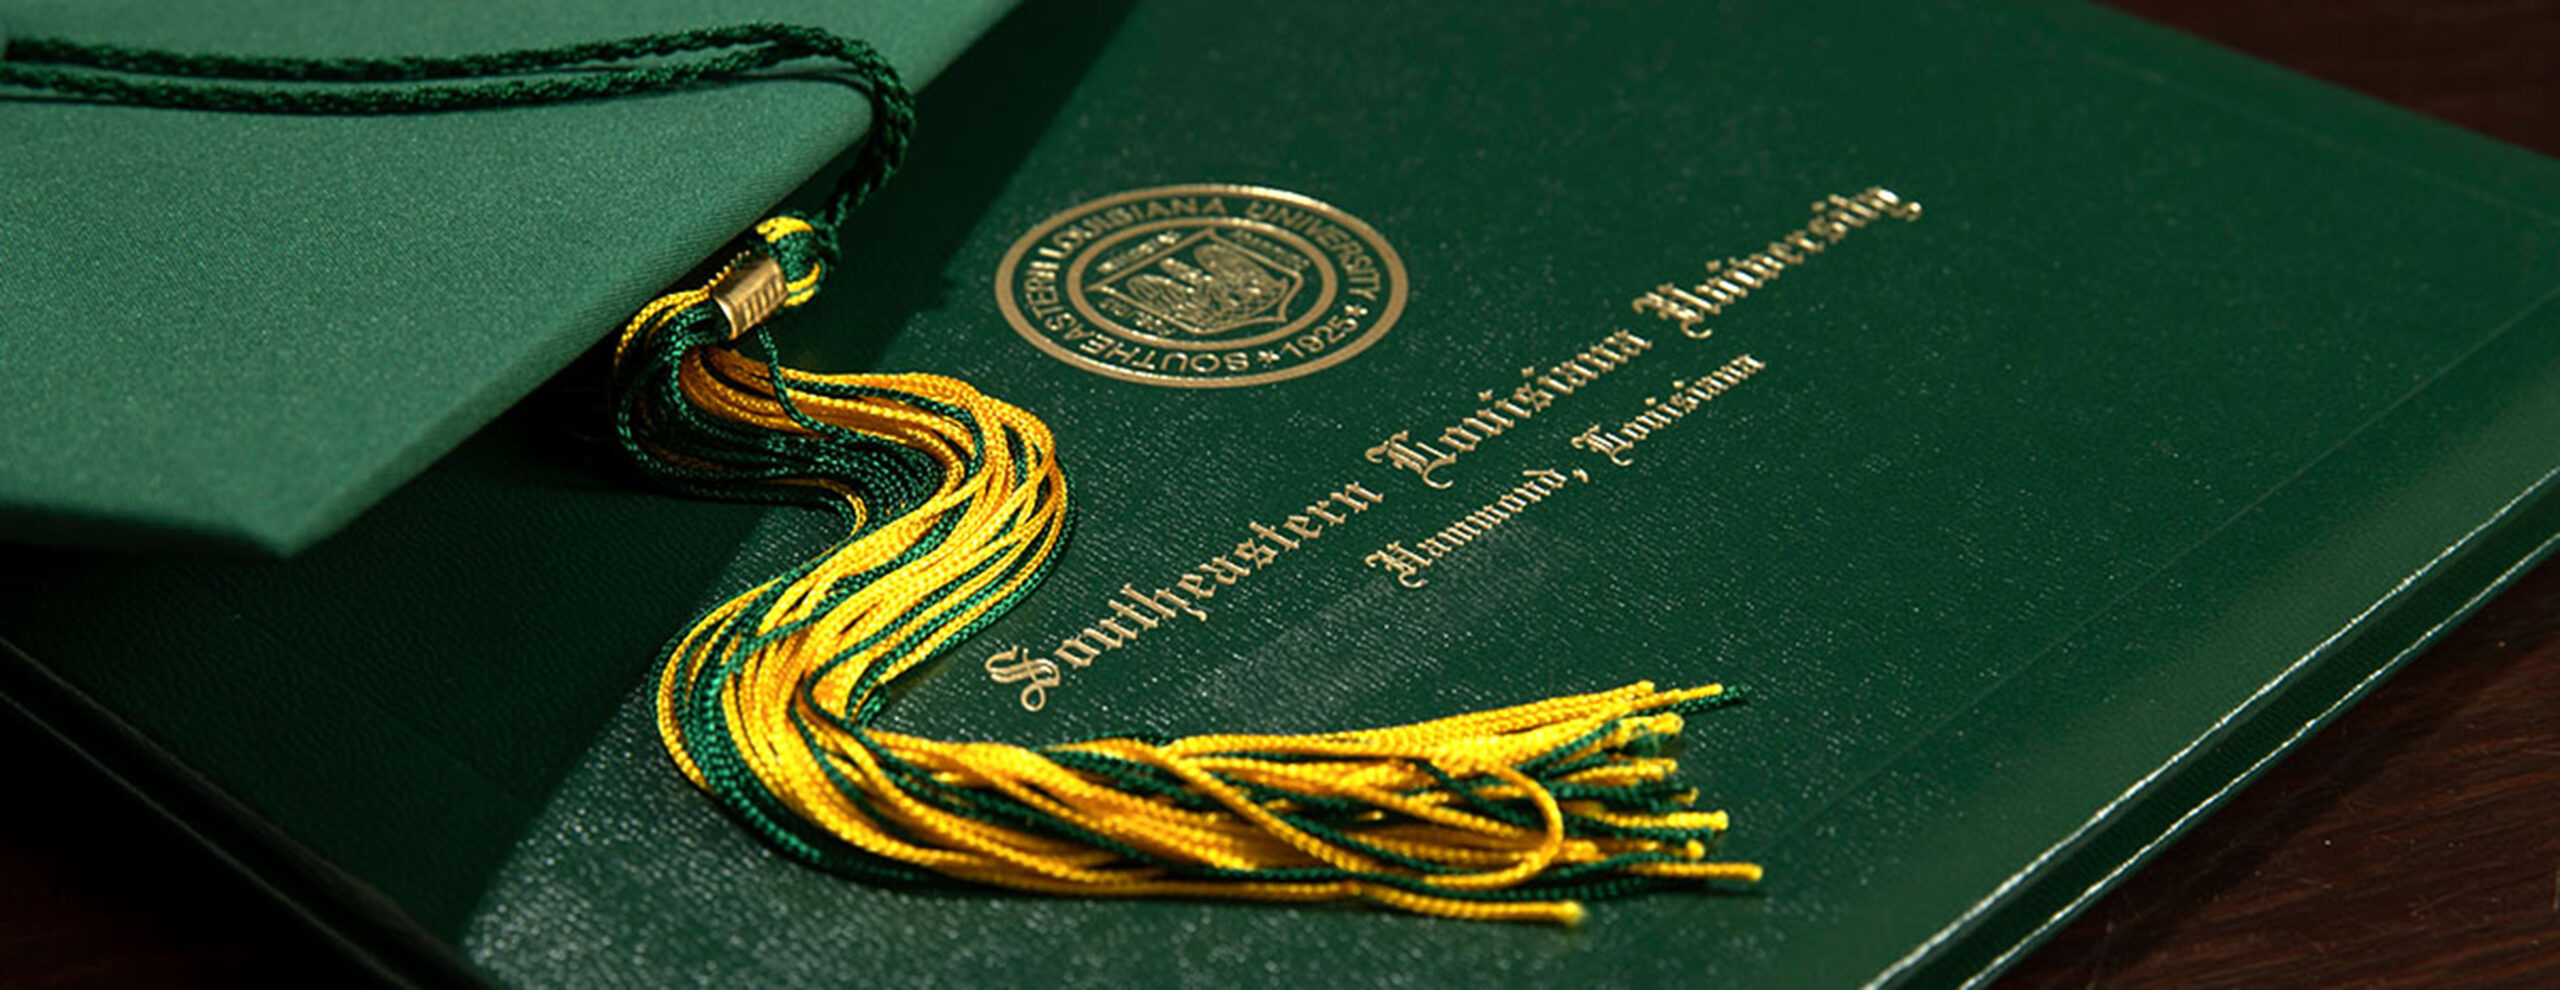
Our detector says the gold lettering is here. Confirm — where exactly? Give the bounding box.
[1106,599,1160,630]
[1249,520,1299,551]
[1858,186,1923,221]
[1514,371,1559,409]
[1056,631,1109,667]
[993,474,1397,710]
[984,646,1061,712]
[1633,289,1706,334]
[1574,424,1636,467]
[1696,271,1748,307]
[1366,430,1456,489]
[1126,583,1208,622]
[1367,467,1577,590]
[1828,193,1879,223]
[1462,408,1513,434]
[1484,388,1537,420]
[1364,545,1430,589]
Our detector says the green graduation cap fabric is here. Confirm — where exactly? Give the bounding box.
[0,0,1015,554]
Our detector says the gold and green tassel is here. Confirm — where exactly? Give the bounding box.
[616,216,1760,927]
[6,21,1761,924]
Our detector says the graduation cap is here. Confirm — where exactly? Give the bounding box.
[0,1,1017,554]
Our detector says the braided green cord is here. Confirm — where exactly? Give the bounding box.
[0,23,911,261]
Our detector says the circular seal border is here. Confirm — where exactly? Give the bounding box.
[993,184,1409,389]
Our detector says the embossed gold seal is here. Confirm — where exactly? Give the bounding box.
[994,184,1407,388]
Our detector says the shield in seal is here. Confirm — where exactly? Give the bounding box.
[994,184,1408,388]
[1086,228,1308,339]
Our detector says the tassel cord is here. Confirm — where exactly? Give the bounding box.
[8,23,1763,924]
[612,240,1764,921]
[0,23,911,260]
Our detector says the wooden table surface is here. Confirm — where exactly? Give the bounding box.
[2,2,2554,986]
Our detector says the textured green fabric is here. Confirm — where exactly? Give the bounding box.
[2,0,2558,985]
[0,0,1012,554]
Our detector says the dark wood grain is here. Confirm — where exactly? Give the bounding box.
[2000,558,2560,988]
[2000,2,2560,986]
[0,712,381,986]
[0,3,2552,987]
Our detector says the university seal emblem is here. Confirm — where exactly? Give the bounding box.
[994,184,1408,387]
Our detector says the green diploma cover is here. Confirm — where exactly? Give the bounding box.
[4,0,2558,985]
